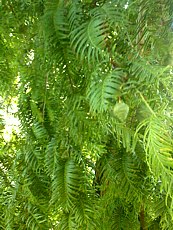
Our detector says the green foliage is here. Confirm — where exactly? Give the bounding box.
[1,0,173,229]
[87,67,123,113]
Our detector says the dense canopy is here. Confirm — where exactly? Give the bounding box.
[1,0,173,229]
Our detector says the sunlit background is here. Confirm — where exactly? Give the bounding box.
[0,97,20,142]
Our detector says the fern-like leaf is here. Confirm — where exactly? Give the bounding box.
[137,115,173,198]
[51,158,81,210]
[91,1,127,27]
[87,68,123,113]
[70,17,108,63]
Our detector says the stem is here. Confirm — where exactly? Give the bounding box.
[140,204,147,230]
[138,91,156,117]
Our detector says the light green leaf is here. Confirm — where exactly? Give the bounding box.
[113,102,129,121]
